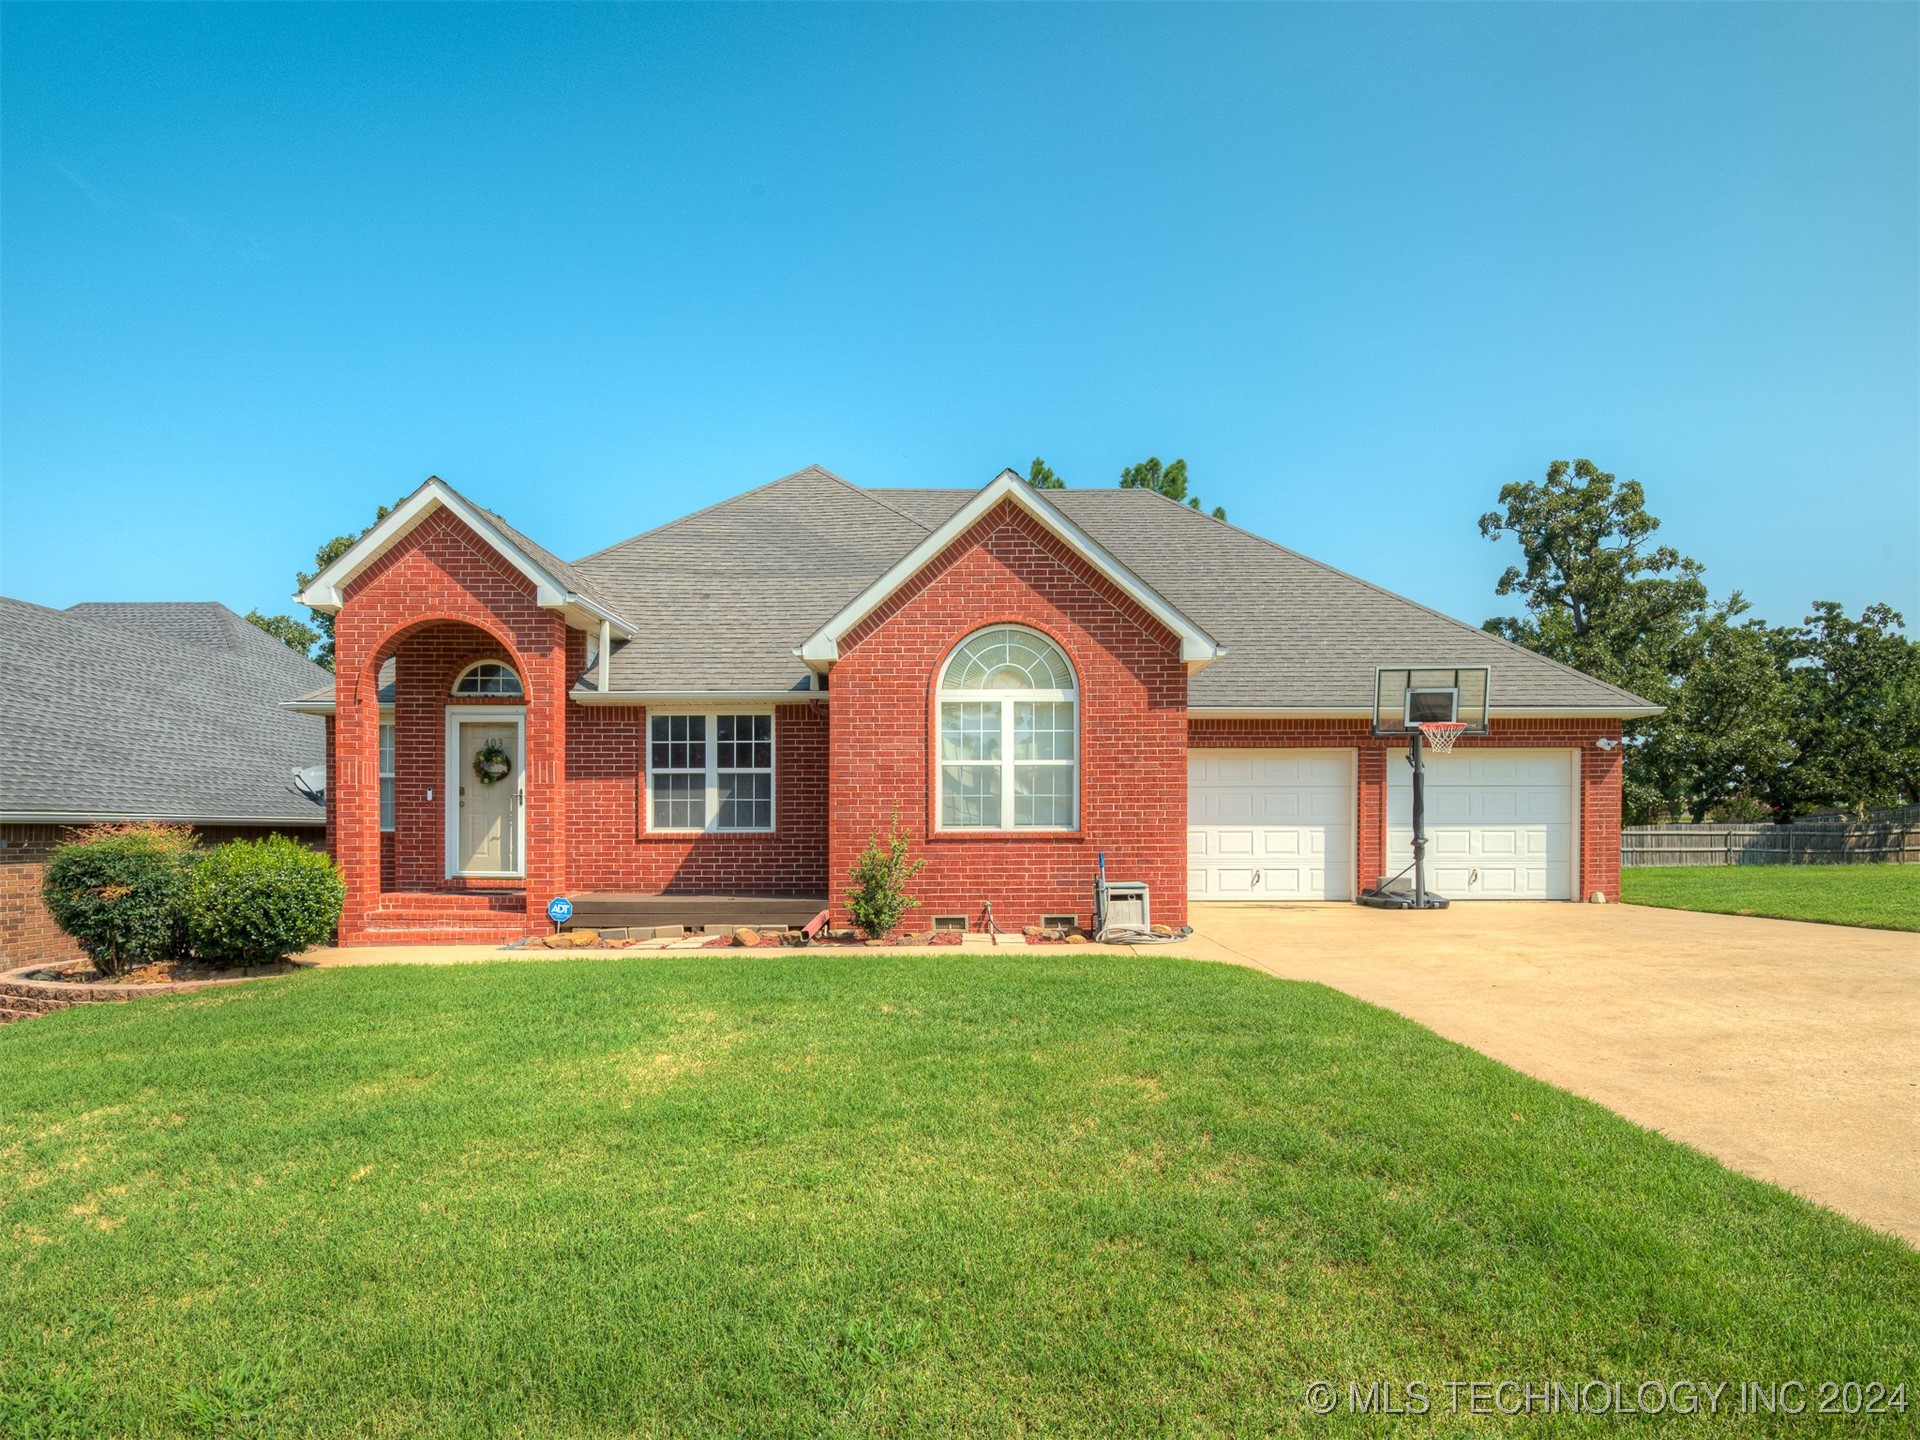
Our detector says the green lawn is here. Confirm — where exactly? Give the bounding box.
[1621,863,1920,932]
[2,955,1914,1438]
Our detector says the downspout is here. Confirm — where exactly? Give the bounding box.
[599,619,611,693]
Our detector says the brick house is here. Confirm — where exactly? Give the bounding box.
[288,466,1657,945]
[0,599,329,964]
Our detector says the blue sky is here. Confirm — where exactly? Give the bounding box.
[3,3,1915,636]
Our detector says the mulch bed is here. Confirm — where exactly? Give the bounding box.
[17,958,297,986]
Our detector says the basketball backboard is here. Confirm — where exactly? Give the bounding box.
[1372,666,1491,737]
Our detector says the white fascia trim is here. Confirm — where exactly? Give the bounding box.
[1186,704,1665,720]
[797,470,1224,667]
[1500,704,1665,718]
[0,811,326,826]
[294,479,633,639]
[572,689,825,706]
[279,699,396,719]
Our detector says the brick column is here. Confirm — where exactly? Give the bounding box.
[521,616,570,927]
[1355,746,1387,893]
[331,641,384,945]
[1580,737,1624,901]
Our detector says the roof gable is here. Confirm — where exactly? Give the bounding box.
[796,470,1223,668]
[296,477,632,637]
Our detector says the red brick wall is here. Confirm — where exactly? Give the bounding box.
[330,506,572,942]
[2,823,325,968]
[829,499,1188,933]
[1186,716,1625,900]
[565,700,829,895]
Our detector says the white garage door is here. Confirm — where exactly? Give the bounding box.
[1189,749,1353,901]
[1386,748,1577,900]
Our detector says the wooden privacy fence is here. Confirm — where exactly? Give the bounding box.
[1623,816,1920,867]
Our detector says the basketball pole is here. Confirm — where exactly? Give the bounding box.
[1410,726,1428,908]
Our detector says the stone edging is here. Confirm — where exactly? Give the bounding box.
[0,961,298,1022]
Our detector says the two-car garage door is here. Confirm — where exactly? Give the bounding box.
[1189,746,1580,902]
[1189,750,1353,900]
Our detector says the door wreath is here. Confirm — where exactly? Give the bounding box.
[473,740,513,785]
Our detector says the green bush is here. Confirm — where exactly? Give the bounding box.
[40,823,200,975]
[185,835,345,965]
[845,817,926,939]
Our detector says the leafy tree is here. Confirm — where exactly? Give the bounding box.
[1635,612,1796,822]
[1766,603,1920,818]
[1024,457,1064,490]
[244,609,321,658]
[1480,459,1745,822]
[1119,456,1226,520]
[1479,459,1721,698]
[297,499,400,670]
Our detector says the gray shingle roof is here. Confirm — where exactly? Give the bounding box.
[473,499,628,626]
[563,472,1651,712]
[0,598,331,823]
[572,466,931,693]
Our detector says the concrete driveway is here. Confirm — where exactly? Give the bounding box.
[1183,901,1919,1247]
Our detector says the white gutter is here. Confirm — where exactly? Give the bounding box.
[1187,704,1664,720]
[571,689,825,706]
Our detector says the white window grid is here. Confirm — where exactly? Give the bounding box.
[937,628,1078,832]
[649,712,775,833]
[452,662,524,698]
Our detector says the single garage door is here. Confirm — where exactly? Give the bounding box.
[1386,748,1577,900]
[1189,749,1354,901]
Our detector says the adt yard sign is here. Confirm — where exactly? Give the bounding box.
[546,896,574,926]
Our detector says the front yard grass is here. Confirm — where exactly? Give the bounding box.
[1621,862,1920,932]
[2,953,1914,1437]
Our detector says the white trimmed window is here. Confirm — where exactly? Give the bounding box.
[452,662,524,698]
[378,721,396,832]
[937,626,1078,831]
[649,712,775,832]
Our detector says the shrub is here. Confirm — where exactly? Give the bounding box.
[40,823,200,975]
[845,817,926,939]
[186,835,345,965]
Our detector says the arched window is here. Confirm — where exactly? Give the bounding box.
[451,661,524,698]
[937,626,1077,830]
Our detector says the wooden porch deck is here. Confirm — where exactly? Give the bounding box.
[564,893,828,931]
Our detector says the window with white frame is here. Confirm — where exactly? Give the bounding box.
[649,713,775,832]
[937,626,1078,830]
[378,721,396,832]
[451,662,524,698]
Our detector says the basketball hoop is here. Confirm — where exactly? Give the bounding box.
[1416,721,1467,754]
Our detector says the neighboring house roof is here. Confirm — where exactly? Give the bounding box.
[0,598,331,824]
[295,476,634,638]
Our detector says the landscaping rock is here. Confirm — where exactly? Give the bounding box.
[1064,933,1089,945]
[733,927,762,947]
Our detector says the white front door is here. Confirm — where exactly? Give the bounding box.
[453,719,522,876]
[1188,749,1354,901]
[1386,748,1577,900]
